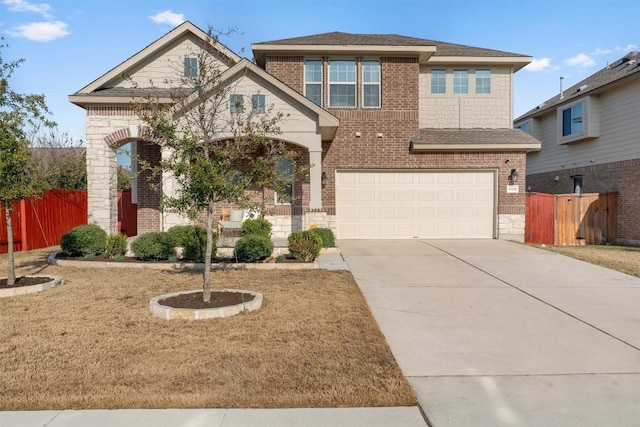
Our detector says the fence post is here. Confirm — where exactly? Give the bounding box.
[20,199,28,251]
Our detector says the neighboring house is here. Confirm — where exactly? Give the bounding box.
[515,52,640,245]
[69,21,539,241]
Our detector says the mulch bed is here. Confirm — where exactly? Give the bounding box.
[0,276,53,289]
[55,253,308,264]
[160,291,255,309]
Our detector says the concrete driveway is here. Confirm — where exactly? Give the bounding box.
[340,239,640,427]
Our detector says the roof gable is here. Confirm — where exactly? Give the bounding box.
[75,21,241,95]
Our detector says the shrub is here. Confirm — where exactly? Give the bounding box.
[241,218,272,238]
[60,224,107,256]
[234,235,273,263]
[130,232,176,261]
[309,227,335,248]
[167,225,216,262]
[104,234,128,258]
[287,230,323,262]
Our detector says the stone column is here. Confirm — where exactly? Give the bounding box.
[86,136,118,234]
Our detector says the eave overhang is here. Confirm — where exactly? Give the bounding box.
[252,44,436,66]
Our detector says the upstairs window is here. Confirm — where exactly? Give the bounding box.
[305,60,323,106]
[453,70,468,94]
[184,57,198,77]
[275,158,293,205]
[329,59,356,107]
[362,60,381,108]
[230,94,244,114]
[431,69,446,94]
[251,94,265,114]
[562,103,583,136]
[476,70,491,94]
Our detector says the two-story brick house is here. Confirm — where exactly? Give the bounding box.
[70,21,539,241]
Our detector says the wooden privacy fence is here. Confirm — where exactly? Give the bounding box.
[525,192,617,246]
[0,189,87,254]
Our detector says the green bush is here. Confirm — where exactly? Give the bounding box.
[167,225,216,261]
[309,227,335,248]
[130,232,176,261]
[234,234,273,263]
[60,224,107,256]
[287,230,323,262]
[104,234,128,258]
[241,218,272,238]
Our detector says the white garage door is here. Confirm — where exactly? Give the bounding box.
[336,170,495,239]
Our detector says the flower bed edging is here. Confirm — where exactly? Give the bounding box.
[0,275,64,298]
[149,289,263,320]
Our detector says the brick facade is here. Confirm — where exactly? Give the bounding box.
[265,54,527,238]
[527,158,640,244]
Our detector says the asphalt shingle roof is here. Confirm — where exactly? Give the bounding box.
[254,32,527,58]
[414,128,541,145]
[516,51,640,121]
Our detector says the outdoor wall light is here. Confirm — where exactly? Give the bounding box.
[508,168,519,182]
[321,171,328,186]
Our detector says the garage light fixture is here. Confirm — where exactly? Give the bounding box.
[508,168,519,182]
[321,171,328,186]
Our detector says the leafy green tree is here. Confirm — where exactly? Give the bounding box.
[0,42,54,285]
[132,29,298,302]
[30,129,86,190]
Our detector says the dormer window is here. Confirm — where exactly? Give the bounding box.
[184,57,198,77]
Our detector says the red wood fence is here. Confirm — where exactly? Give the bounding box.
[525,192,617,246]
[525,192,555,244]
[117,189,137,237]
[0,189,87,254]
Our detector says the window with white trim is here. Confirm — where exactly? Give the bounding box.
[362,60,380,108]
[517,121,531,134]
[476,70,490,94]
[453,69,468,94]
[431,69,446,94]
[184,58,198,77]
[275,158,293,205]
[230,94,244,113]
[329,59,356,107]
[305,59,322,106]
[251,94,265,114]
[562,102,583,136]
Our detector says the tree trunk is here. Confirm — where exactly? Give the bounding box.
[202,199,215,303]
[5,207,16,286]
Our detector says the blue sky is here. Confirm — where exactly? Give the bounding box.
[1,0,638,144]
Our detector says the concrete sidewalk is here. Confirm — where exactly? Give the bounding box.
[340,239,640,427]
[0,407,426,427]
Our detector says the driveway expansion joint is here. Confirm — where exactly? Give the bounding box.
[425,242,640,353]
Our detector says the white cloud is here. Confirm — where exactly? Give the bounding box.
[524,57,552,72]
[150,10,185,26]
[565,53,595,68]
[3,0,51,18]
[6,20,70,41]
[590,48,612,56]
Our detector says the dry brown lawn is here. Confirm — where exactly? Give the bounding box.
[0,248,416,410]
[540,244,640,278]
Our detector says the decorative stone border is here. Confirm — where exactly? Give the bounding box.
[0,275,64,298]
[48,251,320,270]
[149,289,263,320]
